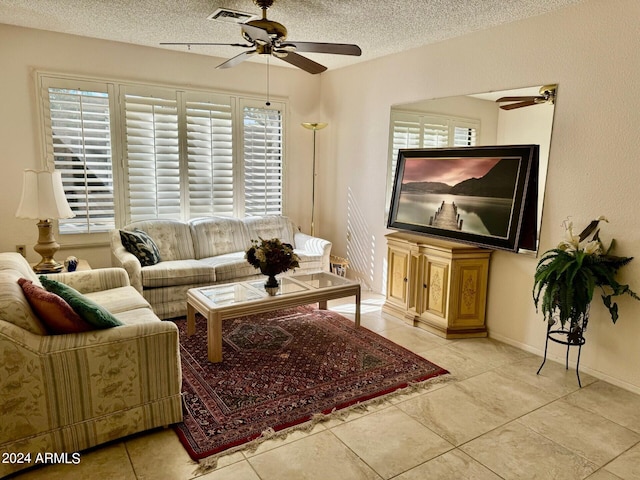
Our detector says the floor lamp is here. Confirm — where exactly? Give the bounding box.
[301,122,327,237]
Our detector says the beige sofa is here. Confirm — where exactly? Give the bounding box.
[110,215,332,319]
[0,252,183,478]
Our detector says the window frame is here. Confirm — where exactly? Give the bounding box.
[36,71,288,243]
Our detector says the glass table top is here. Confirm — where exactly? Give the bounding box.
[196,271,354,307]
[290,272,353,289]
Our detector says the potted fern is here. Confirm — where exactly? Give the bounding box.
[533,216,639,344]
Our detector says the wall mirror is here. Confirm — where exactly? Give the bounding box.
[386,84,557,254]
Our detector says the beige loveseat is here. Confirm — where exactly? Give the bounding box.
[0,252,183,478]
[110,215,332,319]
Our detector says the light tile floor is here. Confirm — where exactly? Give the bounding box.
[10,294,640,480]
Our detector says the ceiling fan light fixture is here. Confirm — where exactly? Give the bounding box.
[162,0,361,75]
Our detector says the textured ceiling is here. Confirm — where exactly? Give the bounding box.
[0,0,584,71]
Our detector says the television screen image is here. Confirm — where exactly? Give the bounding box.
[388,145,539,252]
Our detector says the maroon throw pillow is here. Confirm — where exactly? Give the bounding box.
[18,278,94,334]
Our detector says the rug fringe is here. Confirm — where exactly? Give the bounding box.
[192,372,454,476]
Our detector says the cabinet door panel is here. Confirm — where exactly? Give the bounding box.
[451,262,487,327]
[388,248,409,306]
[425,260,448,318]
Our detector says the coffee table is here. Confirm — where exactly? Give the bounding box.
[186,271,361,362]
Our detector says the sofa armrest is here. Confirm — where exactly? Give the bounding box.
[294,232,332,271]
[44,268,131,294]
[110,229,143,293]
[0,318,181,445]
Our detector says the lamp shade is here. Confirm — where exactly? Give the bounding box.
[301,122,328,131]
[15,169,74,220]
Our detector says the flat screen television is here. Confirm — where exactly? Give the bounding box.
[387,145,539,252]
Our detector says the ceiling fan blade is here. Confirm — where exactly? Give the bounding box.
[499,99,538,110]
[242,24,272,45]
[216,50,257,69]
[278,52,327,74]
[496,96,540,102]
[160,42,252,47]
[284,41,362,56]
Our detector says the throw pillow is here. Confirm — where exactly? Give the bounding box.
[120,229,161,267]
[18,278,93,334]
[39,276,123,329]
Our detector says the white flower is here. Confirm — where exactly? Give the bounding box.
[558,221,580,252]
[581,240,603,255]
[558,216,608,255]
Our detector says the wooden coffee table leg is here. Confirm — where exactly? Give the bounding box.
[207,311,223,363]
[187,302,196,336]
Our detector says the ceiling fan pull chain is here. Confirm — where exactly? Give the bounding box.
[266,55,271,106]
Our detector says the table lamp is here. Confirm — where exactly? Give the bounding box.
[15,169,75,273]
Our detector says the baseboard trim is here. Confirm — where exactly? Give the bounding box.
[488,331,640,396]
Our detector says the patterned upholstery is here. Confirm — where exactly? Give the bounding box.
[244,215,295,245]
[190,216,251,259]
[0,253,47,335]
[0,253,183,478]
[198,252,259,282]
[119,229,162,266]
[141,259,217,288]
[125,219,195,261]
[111,216,332,319]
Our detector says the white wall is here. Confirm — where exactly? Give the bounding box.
[0,24,321,267]
[319,0,640,392]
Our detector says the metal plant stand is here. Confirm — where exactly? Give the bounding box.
[537,315,588,387]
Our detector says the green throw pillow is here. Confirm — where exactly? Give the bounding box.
[120,229,161,267]
[40,277,123,329]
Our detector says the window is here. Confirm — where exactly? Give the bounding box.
[123,87,181,222]
[42,79,116,235]
[386,110,480,212]
[186,94,234,218]
[38,73,286,236]
[242,104,283,216]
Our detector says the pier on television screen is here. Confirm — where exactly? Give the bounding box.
[387,145,539,252]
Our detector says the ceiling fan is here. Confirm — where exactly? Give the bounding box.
[160,0,362,74]
[496,84,557,110]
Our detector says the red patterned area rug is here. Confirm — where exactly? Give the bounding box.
[172,306,448,461]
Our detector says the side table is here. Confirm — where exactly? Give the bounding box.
[30,259,91,273]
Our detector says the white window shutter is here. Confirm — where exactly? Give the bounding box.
[45,86,115,234]
[185,95,234,217]
[123,89,180,222]
[389,114,421,184]
[422,118,450,148]
[40,73,289,232]
[453,125,478,146]
[242,105,284,216]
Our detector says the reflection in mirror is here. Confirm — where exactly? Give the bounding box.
[386,85,557,254]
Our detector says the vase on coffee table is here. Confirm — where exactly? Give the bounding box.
[245,237,300,297]
[263,271,280,296]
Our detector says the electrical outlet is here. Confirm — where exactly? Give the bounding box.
[16,245,26,257]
